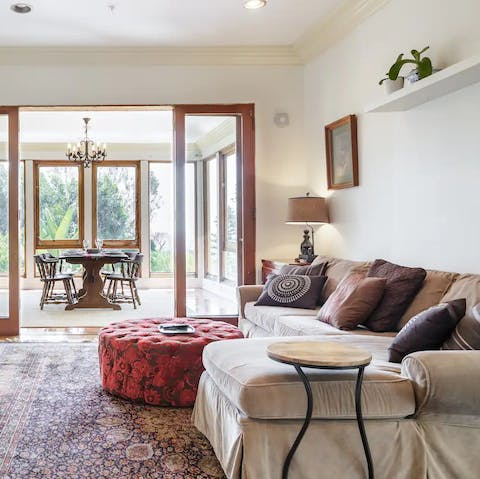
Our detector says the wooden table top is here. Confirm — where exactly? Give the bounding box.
[267,341,372,368]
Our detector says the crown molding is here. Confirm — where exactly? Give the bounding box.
[0,2,391,67]
[294,0,391,63]
[0,46,301,66]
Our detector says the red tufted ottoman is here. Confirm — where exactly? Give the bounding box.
[98,318,243,406]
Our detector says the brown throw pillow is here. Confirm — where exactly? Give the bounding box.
[255,274,327,310]
[279,261,328,276]
[388,299,466,363]
[365,259,426,332]
[442,303,480,350]
[317,272,387,330]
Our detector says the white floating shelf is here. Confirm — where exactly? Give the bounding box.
[366,54,480,112]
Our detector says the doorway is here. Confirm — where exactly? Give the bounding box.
[1,104,255,334]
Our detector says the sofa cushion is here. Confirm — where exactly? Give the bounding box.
[274,315,397,338]
[443,303,480,350]
[317,273,386,330]
[398,270,459,330]
[244,302,318,334]
[322,257,370,300]
[440,273,480,310]
[365,259,427,332]
[202,336,415,420]
[255,274,327,309]
[388,299,466,363]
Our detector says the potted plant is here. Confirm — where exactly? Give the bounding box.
[379,46,433,93]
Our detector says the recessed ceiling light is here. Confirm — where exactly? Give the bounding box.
[244,0,267,9]
[10,3,32,14]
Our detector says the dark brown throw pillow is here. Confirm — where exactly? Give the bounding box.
[317,272,386,330]
[255,274,327,310]
[365,259,427,332]
[279,261,328,277]
[388,299,466,363]
[442,303,480,350]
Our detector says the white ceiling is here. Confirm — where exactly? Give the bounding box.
[18,110,230,143]
[0,0,342,47]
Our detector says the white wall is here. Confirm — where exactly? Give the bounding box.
[304,0,480,273]
[0,63,306,279]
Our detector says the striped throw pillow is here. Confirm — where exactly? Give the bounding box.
[442,303,480,350]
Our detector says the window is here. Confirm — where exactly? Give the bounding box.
[222,150,237,283]
[0,160,8,275]
[149,161,196,275]
[34,162,83,249]
[204,157,219,278]
[93,162,140,248]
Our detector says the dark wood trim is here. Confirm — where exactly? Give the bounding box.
[0,107,20,335]
[33,160,85,249]
[325,114,359,190]
[92,161,141,249]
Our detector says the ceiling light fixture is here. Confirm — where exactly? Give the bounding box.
[10,3,32,14]
[243,0,267,9]
[66,118,107,168]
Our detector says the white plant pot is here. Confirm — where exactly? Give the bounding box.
[383,77,404,94]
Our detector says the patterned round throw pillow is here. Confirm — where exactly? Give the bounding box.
[255,274,327,309]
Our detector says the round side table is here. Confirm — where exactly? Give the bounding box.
[267,341,374,479]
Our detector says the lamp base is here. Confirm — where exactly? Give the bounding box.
[297,253,317,264]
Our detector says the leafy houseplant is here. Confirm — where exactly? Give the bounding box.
[379,47,433,93]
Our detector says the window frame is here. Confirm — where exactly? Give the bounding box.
[92,160,141,249]
[34,160,84,250]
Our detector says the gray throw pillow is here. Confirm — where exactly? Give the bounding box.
[388,299,466,363]
[442,303,480,350]
[279,261,328,276]
[255,274,327,310]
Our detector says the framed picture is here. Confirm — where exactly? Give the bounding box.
[325,114,358,190]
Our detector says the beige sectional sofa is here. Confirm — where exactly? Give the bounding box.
[193,256,480,479]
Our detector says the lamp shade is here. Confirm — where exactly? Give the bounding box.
[286,195,329,224]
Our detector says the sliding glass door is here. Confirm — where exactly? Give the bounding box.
[174,105,255,318]
[0,108,19,335]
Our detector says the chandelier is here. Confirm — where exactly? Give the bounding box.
[66,117,107,168]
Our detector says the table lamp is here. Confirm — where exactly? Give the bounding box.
[286,193,329,262]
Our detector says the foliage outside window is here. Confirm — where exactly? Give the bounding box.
[94,163,139,248]
[149,162,196,275]
[35,163,83,249]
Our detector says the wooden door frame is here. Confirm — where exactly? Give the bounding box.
[173,104,255,318]
[0,107,20,336]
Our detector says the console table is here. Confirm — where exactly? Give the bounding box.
[267,341,374,479]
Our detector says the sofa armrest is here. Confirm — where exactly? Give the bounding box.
[237,285,264,319]
[401,351,480,419]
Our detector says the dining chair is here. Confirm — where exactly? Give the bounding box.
[34,254,77,309]
[104,253,143,309]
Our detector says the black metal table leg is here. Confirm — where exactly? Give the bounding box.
[355,366,374,479]
[282,364,313,479]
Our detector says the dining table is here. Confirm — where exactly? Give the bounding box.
[61,251,129,311]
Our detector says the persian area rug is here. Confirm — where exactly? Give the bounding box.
[0,343,225,479]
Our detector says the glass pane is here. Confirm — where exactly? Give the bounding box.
[185,115,238,316]
[19,162,25,276]
[0,115,9,317]
[96,166,136,241]
[149,163,195,275]
[38,166,80,241]
[206,158,219,277]
[223,152,237,283]
[150,163,173,273]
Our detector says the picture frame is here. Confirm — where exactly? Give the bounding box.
[325,114,358,190]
